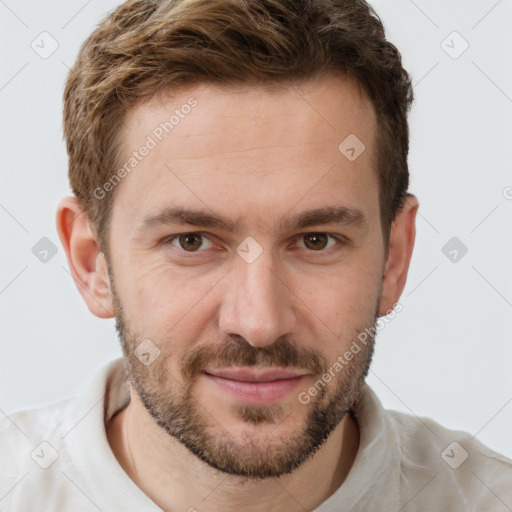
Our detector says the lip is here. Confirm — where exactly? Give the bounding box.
[203,367,309,404]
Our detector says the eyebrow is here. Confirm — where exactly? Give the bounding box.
[136,205,367,235]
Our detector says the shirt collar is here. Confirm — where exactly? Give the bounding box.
[61,359,403,511]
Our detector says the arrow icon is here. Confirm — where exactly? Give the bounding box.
[441,441,468,469]
[32,237,58,263]
[440,31,469,60]
[135,339,161,365]
[442,237,468,263]
[31,31,59,60]
[236,236,263,263]
[31,441,59,468]
[338,134,365,161]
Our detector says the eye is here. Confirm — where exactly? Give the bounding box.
[297,233,340,251]
[169,233,213,252]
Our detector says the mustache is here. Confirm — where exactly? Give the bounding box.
[181,336,327,381]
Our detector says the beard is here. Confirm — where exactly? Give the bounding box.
[110,274,378,479]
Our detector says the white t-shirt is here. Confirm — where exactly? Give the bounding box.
[1,358,511,511]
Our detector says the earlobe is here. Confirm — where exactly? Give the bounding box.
[378,194,419,316]
[56,196,115,319]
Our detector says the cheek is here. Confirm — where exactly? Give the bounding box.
[118,257,225,338]
[290,260,381,348]
[114,240,382,353]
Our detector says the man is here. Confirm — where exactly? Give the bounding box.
[1,0,511,510]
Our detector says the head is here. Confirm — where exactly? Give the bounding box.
[57,0,418,478]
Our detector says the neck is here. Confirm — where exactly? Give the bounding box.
[107,390,359,512]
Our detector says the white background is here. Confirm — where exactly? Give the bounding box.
[1,0,511,459]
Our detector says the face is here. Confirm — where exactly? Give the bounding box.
[106,74,385,478]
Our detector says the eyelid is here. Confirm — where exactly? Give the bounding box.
[294,233,345,251]
[167,232,215,252]
[162,231,348,254]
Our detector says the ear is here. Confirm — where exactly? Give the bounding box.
[378,194,419,316]
[56,196,115,319]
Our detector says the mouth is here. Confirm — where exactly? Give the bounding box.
[202,367,310,405]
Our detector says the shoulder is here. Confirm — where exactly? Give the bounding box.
[0,399,74,475]
[387,408,512,509]
[0,399,83,509]
[388,408,512,467]
[0,360,123,511]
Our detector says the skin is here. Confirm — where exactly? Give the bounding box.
[56,74,418,511]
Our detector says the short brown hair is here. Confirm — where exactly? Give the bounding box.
[63,0,413,259]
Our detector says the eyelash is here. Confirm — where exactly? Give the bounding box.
[161,232,348,256]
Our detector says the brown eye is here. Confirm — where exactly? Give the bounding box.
[174,233,207,251]
[302,233,329,250]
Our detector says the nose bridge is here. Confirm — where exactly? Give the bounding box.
[219,246,297,347]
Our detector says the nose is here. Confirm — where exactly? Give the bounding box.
[218,250,298,349]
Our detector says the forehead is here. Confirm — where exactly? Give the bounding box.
[111,74,379,233]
